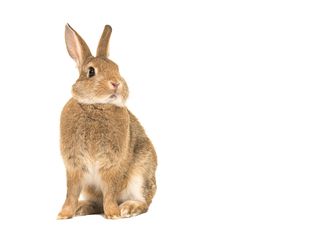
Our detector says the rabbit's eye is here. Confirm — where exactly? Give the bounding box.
[87,67,95,78]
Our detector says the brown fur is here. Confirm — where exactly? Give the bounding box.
[57,24,157,220]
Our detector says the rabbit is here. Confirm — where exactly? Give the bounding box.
[57,24,157,220]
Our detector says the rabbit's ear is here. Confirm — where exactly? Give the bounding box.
[96,25,112,57]
[65,24,92,67]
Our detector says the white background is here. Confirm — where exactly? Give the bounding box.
[0,0,314,235]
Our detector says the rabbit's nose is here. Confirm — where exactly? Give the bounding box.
[110,81,120,89]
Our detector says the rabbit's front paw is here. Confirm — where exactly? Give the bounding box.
[104,205,121,219]
[57,207,75,220]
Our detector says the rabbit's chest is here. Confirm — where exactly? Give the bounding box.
[78,118,110,142]
[70,117,128,171]
[75,118,120,153]
[60,102,129,169]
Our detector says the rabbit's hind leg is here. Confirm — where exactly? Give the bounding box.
[118,173,150,218]
[75,200,103,216]
[76,185,103,216]
[119,200,148,218]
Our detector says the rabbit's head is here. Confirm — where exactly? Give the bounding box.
[65,24,128,106]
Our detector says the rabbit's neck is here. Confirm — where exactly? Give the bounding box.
[79,103,121,111]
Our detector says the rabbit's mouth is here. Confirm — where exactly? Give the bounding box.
[110,94,117,99]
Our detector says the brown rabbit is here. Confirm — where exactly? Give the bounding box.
[57,24,157,220]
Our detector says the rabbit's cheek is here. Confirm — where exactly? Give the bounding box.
[72,84,84,98]
[95,81,110,97]
[73,81,88,95]
[71,85,79,97]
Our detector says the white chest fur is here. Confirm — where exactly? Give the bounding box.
[83,161,103,189]
[82,161,145,204]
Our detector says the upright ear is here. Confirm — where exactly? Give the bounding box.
[96,25,112,57]
[65,24,92,67]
